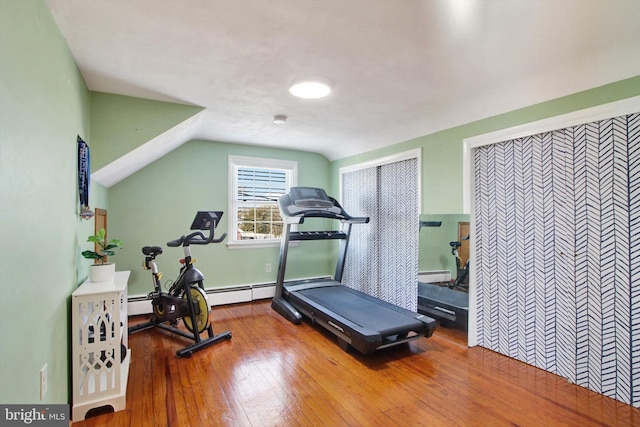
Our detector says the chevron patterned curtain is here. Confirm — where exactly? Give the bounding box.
[342,167,379,297]
[473,113,639,407]
[342,157,419,311]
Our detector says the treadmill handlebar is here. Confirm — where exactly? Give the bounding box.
[285,211,369,225]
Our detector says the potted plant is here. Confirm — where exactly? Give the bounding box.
[82,228,123,283]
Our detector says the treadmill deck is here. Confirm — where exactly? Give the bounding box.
[284,279,436,354]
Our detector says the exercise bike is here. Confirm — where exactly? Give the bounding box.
[128,211,232,358]
[449,235,469,292]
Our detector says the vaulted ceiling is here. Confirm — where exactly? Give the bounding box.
[47,1,640,167]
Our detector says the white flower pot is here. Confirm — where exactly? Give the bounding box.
[89,263,115,283]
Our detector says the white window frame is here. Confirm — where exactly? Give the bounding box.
[227,155,298,248]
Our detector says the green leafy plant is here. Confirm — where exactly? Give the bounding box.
[82,228,123,264]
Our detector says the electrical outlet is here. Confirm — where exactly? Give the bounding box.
[265,263,272,273]
[40,364,48,400]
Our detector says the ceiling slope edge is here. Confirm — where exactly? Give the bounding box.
[91,110,206,188]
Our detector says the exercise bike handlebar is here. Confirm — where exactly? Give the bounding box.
[166,210,227,247]
[167,230,227,247]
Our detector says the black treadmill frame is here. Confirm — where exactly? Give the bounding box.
[271,187,437,354]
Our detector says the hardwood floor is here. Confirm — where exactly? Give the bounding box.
[73,300,638,426]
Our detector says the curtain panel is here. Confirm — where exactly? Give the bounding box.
[473,113,639,407]
[342,158,419,311]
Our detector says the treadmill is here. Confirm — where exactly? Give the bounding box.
[417,221,469,331]
[271,187,437,355]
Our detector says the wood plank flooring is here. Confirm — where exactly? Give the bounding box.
[72,300,638,426]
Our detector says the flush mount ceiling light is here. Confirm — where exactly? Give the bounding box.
[288,77,332,99]
[273,114,287,125]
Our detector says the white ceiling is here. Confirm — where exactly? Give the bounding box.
[47,0,640,165]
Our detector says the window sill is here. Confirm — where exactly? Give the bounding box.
[227,240,290,249]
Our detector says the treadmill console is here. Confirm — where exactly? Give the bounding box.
[289,187,333,208]
[280,187,342,216]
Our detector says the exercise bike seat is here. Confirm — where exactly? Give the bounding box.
[142,246,163,256]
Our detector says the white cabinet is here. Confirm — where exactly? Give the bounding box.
[71,271,130,421]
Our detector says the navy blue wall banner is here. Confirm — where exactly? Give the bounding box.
[77,135,93,220]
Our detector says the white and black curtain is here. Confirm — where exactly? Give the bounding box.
[341,157,419,311]
[473,113,639,407]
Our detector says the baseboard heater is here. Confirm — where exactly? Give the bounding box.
[127,276,330,316]
[418,270,451,284]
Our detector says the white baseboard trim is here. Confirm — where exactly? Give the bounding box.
[418,270,451,283]
[127,277,328,316]
[128,298,154,316]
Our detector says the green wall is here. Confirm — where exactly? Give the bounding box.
[108,139,331,296]
[419,214,469,274]
[90,92,203,170]
[0,0,91,404]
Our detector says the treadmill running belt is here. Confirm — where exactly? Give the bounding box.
[297,286,425,334]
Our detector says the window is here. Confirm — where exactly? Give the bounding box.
[228,155,297,247]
